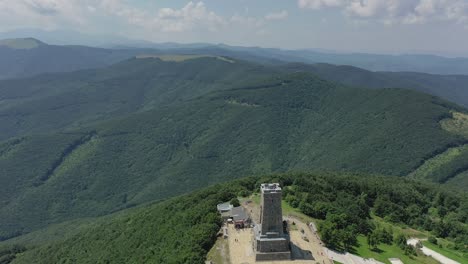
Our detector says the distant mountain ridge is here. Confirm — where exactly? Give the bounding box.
[1,38,468,108]
[0,38,44,49]
[0,38,156,80]
[281,63,468,107]
[3,37,468,80]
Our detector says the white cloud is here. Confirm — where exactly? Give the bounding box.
[0,0,227,33]
[298,0,344,9]
[230,14,265,28]
[0,0,291,39]
[298,0,468,25]
[95,1,225,33]
[0,0,90,30]
[265,10,288,20]
[149,2,225,32]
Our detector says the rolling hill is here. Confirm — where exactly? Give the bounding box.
[0,57,467,241]
[1,172,466,264]
[0,38,279,80]
[2,38,468,112]
[0,57,278,140]
[174,43,468,74]
[282,63,468,108]
[0,38,147,80]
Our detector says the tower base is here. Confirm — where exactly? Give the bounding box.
[255,235,291,261]
[255,251,291,261]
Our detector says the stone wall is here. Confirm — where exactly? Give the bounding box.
[255,251,291,261]
[256,238,290,252]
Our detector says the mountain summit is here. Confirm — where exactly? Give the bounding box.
[0,38,44,49]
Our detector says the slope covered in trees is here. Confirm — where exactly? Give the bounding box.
[2,172,466,264]
[409,111,468,185]
[281,63,468,108]
[0,38,149,80]
[0,57,277,141]
[0,66,467,240]
[3,38,468,110]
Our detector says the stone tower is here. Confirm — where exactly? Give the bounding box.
[255,183,291,261]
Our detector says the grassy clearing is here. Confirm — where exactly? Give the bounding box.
[226,99,260,107]
[356,217,467,264]
[281,200,317,224]
[353,236,438,264]
[408,144,468,183]
[135,54,235,63]
[206,236,231,264]
[422,241,468,264]
[441,111,468,138]
[446,169,468,189]
[370,216,428,239]
[0,38,41,49]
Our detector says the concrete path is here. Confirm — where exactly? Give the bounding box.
[324,248,385,264]
[407,238,460,264]
[388,258,403,264]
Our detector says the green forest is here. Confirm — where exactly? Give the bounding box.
[2,21,468,264]
[1,172,466,263]
[1,58,468,242]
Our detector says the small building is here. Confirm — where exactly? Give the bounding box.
[231,206,249,228]
[217,202,250,228]
[217,202,234,220]
[217,202,233,213]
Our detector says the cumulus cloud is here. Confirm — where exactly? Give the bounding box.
[23,0,60,15]
[95,1,225,33]
[265,10,289,20]
[298,0,343,9]
[0,0,288,38]
[0,0,89,30]
[298,0,468,25]
[0,0,228,33]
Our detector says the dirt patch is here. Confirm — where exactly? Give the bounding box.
[223,197,332,264]
[207,233,231,264]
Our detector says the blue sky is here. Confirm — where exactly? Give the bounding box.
[0,0,467,55]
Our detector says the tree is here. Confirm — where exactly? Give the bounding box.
[342,226,358,251]
[230,198,240,207]
[380,227,393,244]
[367,231,380,249]
[320,221,341,249]
[395,234,407,249]
[404,244,417,256]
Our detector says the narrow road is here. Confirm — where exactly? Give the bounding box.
[407,238,460,264]
[323,247,384,264]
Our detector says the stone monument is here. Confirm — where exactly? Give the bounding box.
[255,183,291,261]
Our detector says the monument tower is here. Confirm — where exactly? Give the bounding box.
[255,183,291,261]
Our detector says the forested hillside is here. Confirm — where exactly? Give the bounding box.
[0,57,276,140]
[215,45,468,75]
[282,63,468,108]
[1,59,467,241]
[1,172,466,264]
[0,38,149,80]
